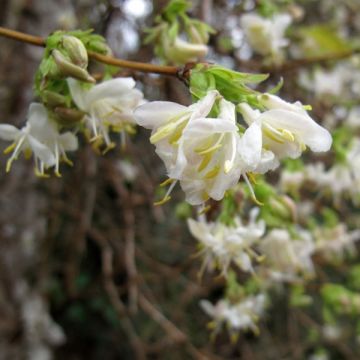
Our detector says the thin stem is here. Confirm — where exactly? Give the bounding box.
[0,26,179,76]
[0,26,45,46]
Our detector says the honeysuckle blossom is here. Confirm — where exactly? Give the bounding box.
[135,90,218,180]
[136,91,249,204]
[68,77,144,151]
[163,36,208,65]
[259,228,315,282]
[0,103,78,176]
[187,208,265,274]
[238,94,332,161]
[314,224,360,261]
[240,13,291,59]
[200,293,266,334]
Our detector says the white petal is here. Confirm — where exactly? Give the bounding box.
[187,218,207,242]
[28,103,48,127]
[67,78,88,110]
[260,109,332,152]
[218,99,236,123]
[183,117,237,138]
[189,90,218,119]
[59,132,78,151]
[0,124,20,141]
[134,101,188,129]
[238,122,262,168]
[238,103,261,125]
[87,78,136,104]
[27,136,55,167]
[260,94,306,115]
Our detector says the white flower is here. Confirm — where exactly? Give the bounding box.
[136,91,249,204]
[68,77,144,151]
[0,103,78,176]
[238,94,332,161]
[176,98,244,204]
[163,36,208,65]
[259,228,315,281]
[280,170,305,192]
[135,90,218,179]
[187,208,265,274]
[299,67,347,99]
[200,293,266,334]
[240,13,291,59]
[0,104,55,174]
[314,223,360,261]
[346,106,360,128]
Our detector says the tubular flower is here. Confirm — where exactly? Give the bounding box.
[162,36,208,65]
[200,293,266,335]
[240,13,291,58]
[177,98,243,204]
[135,90,218,204]
[259,228,315,282]
[0,103,78,176]
[68,77,144,151]
[187,208,265,274]
[238,94,332,161]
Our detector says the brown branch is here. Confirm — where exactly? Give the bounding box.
[0,26,179,76]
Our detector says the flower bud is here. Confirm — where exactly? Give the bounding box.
[42,90,67,108]
[52,49,95,83]
[53,106,86,126]
[62,35,88,68]
[89,40,112,55]
[163,36,208,65]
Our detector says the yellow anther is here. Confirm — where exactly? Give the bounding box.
[168,121,187,144]
[61,155,73,166]
[150,123,177,143]
[6,159,13,173]
[281,129,295,142]
[263,126,285,144]
[159,178,175,187]
[102,142,116,155]
[247,172,258,184]
[3,142,16,154]
[153,195,172,206]
[198,205,212,215]
[23,148,32,159]
[204,165,220,179]
[34,168,50,178]
[54,170,62,178]
[303,104,312,111]
[197,153,212,172]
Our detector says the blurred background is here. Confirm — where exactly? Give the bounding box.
[1,0,360,359]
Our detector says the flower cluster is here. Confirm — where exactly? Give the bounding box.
[0,77,144,175]
[135,90,331,205]
[201,293,267,335]
[240,12,292,61]
[0,103,78,176]
[187,208,265,275]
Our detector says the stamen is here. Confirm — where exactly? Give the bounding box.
[159,178,175,187]
[196,133,225,155]
[154,180,178,206]
[204,165,220,179]
[197,153,212,172]
[3,142,16,154]
[243,173,263,206]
